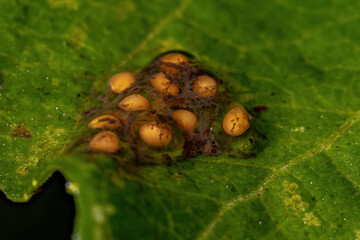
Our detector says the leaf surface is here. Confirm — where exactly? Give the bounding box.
[1,0,360,239]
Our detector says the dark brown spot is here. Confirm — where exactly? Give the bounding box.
[12,126,32,139]
[82,107,98,116]
[253,106,268,113]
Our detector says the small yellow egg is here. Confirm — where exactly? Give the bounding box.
[193,75,217,97]
[109,72,135,93]
[159,53,190,75]
[139,121,172,146]
[118,94,151,111]
[88,115,121,130]
[172,110,197,131]
[89,131,119,153]
[151,73,180,96]
[222,107,250,136]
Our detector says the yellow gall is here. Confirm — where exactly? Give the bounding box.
[118,94,151,111]
[193,75,217,97]
[88,115,121,130]
[89,131,119,153]
[139,121,172,146]
[172,109,197,131]
[151,72,180,96]
[159,53,190,75]
[109,72,135,93]
[222,107,250,136]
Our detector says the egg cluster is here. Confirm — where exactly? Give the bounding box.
[86,52,254,163]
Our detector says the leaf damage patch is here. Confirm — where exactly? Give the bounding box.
[283,180,321,227]
[80,51,265,164]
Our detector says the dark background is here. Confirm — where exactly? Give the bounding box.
[0,172,75,240]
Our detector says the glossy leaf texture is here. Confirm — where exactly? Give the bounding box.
[1,0,360,239]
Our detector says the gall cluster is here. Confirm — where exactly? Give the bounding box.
[86,52,253,163]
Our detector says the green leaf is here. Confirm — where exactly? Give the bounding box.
[1,0,360,239]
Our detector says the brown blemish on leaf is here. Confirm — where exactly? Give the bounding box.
[12,126,32,138]
[82,107,98,116]
[253,106,267,113]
